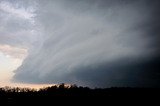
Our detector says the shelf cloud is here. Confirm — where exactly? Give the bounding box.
[1,0,159,87]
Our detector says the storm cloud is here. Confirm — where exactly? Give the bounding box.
[5,0,160,87]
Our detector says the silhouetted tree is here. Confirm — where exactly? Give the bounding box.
[59,83,65,89]
[0,84,159,105]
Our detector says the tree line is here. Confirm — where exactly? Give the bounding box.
[0,83,159,104]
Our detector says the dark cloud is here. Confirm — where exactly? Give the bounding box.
[11,0,160,88]
[69,57,160,87]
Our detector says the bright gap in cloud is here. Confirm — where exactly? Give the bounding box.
[0,52,22,85]
[0,44,28,59]
[0,45,27,87]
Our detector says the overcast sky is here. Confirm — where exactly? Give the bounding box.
[0,0,160,88]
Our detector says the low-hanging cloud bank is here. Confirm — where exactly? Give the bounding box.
[12,0,160,87]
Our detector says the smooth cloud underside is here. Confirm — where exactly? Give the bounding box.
[1,0,159,87]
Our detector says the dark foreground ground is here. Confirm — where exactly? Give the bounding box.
[0,84,160,105]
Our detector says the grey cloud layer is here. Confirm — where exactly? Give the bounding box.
[0,0,38,48]
[12,0,160,87]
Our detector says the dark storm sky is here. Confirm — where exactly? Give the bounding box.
[1,0,160,88]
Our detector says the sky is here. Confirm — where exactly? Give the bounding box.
[0,0,160,88]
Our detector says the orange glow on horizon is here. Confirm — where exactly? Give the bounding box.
[0,83,56,89]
